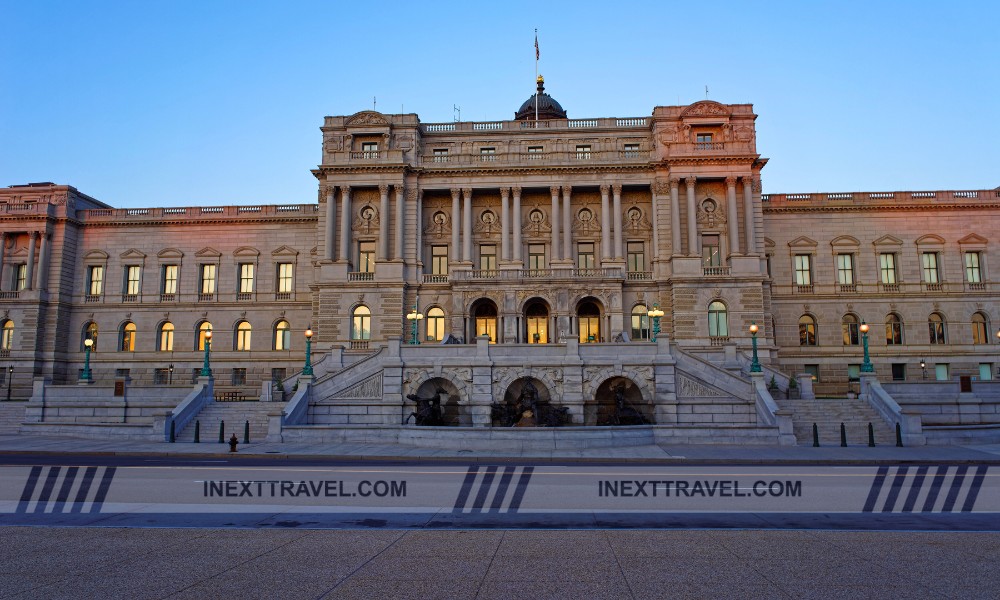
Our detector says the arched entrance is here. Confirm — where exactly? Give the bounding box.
[577,298,602,343]
[586,377,653,426]
[524,299,550,344]
[493,377,569,427]
[409,377,468,426]
[470,298,498,343]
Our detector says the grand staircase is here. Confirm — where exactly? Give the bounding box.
[0,403,25,435]
[780,396,897,446]
[174,401,285,443]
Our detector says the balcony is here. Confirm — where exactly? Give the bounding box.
[199,293,215,302]
[838,284,858,293]
[709,336,730,346]
[703,266,731,276]
[450,268,624,282]
[967,282,987,291]
[349,340,370,350]
[121,294,138,303]
[0,291,20,300]
[423,274,449,284]
[275,292,293,300]
[627,271,652,281]
[421,148,650,168]
[84,294,102,303]
[348,271,375,282]
[879,283,900,293]
[160,293,176,302]
[924,283,944,292]
[794,284,814,294]
[236,292,253,301]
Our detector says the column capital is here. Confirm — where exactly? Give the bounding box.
[550,185,561,196]
[600,184,610,195]
[323,185,335,198]
[462,187,473,197]
[612,183,622,195]
[378,183,390,195]
[500,187,511,197]
[685,176,697,187]
[29,231,38,239]
[652,180,670,195]
[450,187,461,198]
[512,186,522,197]
[669,176,681,187]
[562,184,572,194]
[752,177,763,193]
[725,175,738,187]
[342,185,351,195]
[393,183,405,194]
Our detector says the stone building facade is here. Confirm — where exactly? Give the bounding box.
[1,82,997,410]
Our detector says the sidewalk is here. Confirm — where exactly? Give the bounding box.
[2,433,1000,464]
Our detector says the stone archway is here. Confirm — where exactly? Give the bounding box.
[586,376,654,426]
[409,377,469,426]
[493,376,569,427]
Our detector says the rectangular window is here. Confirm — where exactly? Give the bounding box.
[431,245,449,275]
[479,147,496,161]
[577,242,595,270]
[627,242,645,272]
[277,263,294,293]
[623,143,639,158]
[847,364,860,381]
[794,255,812,285]
[115,368,130,379]
[361,142,378,158]
[239,263,254,294]
[200,264,216,294]
[891,363,906,381]
[153,368,169,385]
[232,368,247,386]
[528,244,546,271]
[527,146,543,159]
[125,266,141,295]
[479,245,497,272]
[804,364,819,382]
[879,253,897,284]
[432,148,449,163]
[88,266,104,296]
[836,254,854,285]
[15,264,27,291]
[965,251,982,283]
[922,252,939,283]
[162,265,178,295]
[575,144,591,159]
[935,363,950,381]
[702,235,721,267]
[359,241,376,273]
[980,363,993,381]
[696,133,713,143]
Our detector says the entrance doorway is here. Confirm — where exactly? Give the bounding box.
[525,300,549,343]
[578,300,601,343]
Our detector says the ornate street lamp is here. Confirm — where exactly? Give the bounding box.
[860,321,874,373]
[6,365,12,401]
[749,322,762,373]
[200,329,213,377]
[80,338,94,382]
[303,326,314,376]
[406,298,424,345]
[920,359,927,380]
[647,304,664,342]
[168,363,174,385]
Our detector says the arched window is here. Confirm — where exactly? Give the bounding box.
[525,301,548,344]
[798,315,816,346]
[159,322,174,352]
[198,321,213,350]
[351,306,371,340]
[474,302,498,343]
[236,321,252,351]
[885,314,903,345]
[708,301,728,337]
[972,312,989,344]
[1,320,14,351]
[274,320,291,350]
[578,301,601,343]
[928,313,946,344]
[426,308,445,342]
[842,314,860,346]
[84,322,99,351]
[631,305,650,341]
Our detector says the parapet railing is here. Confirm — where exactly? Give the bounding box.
[762,189,1000,204]
[80,204,319,221]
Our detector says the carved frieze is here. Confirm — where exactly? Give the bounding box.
[522,208,552,237]
[677,375,726,398]
[473,209,502,237]
[331,373,383,399]
[346,111,389,126]
[696,199,727,228]
[424,210,451,238]
[573,207,601,235]
[623,206,653,234]
[352,205,379,234]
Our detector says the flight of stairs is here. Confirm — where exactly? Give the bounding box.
[0,402,26,435]
[174,401,285,443]
[780,397,897,446]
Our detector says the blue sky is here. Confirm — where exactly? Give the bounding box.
[1,1,997,207]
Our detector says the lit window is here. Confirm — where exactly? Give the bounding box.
[88,266,104,296]
[162,265,178,295]
[479,245,497,272]
[359,241,376,273]
[274,320,291,350]
[125,266,141,295]
[836,254,854,285]
[431,246,449,275]
[1,320,14,350]
[631,305,650,340]
[702,235,721,267]
[842,315,860,346]
[928,313,946,344]
[84,322,99,351]
[965,252,982,283]
[708,301,728,337]
[799,315,816,346]
[120,323,137,352]
[794,255,812,285]
[885,314,903,345]
[159,322,174,352]
[15,264,27,291]
[426,308,445,342]
[879,253,897,284]
[236,321,252,351]
[577,242,595,270]
[277,263,293,293]
[352,306,371,340]
[922,252,939,283]
[239,264,254,294]
[198,322,213,351]
[627,242,645,273]
[200,264,216,294]
[578,301,600,343]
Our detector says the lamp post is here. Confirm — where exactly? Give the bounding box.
[80,338,94,382]
[860,321,873,373]
[749,322,762,373]
[647,304,664,342]
[406,297,424,345]
[303,326,314,376]
[920,359,927,380]
[168,363,174,385]
[200,329,213,377]
[6,365,11,401]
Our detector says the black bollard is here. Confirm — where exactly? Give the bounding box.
[194,420,200,443]
[812,423,819,447]
[896,422,903,447]
[169,420,176,443]
[229,433,238,453]
[868,422,875,447]
[840,422,847,447]
[219,420,225,443]
[244,420,250,444]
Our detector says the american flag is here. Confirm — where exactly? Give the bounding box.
[535,33,539,60]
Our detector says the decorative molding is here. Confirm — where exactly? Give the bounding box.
[330,373,383,399]
[677,375,726,398]
[352,204,380,234]
[345,111,390,126]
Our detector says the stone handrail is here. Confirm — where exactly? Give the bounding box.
[163,378,214,441]
[750,373,796,445]
[860,374,925,445]
[281,379,312,427]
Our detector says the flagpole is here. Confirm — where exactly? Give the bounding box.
[534,29,539,122]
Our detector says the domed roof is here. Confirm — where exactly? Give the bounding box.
[514,76,567,121]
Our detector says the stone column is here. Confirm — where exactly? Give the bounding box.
[651,181,665,261]
[669,177,681,256]
[394,185,404,261]
[339,186,351,263]
[726,176,740,254]
[450,188,461,264]
[600,184,611,262]
[323,186,336,261]
[685,176,697,256]
[0,232,6,291]
[378,184,390,260]
[550,185,561,261]
[612,184,623,259]
[26,231,37,290]
[409,188,422,264]
[512,186,523,263]
[500,187,510,262]
[37,230,50,290]
[462,188,473,263]
[743,176,756,255]
[562,185,572,263]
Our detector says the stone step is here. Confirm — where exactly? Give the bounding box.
[173,401,284,442]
